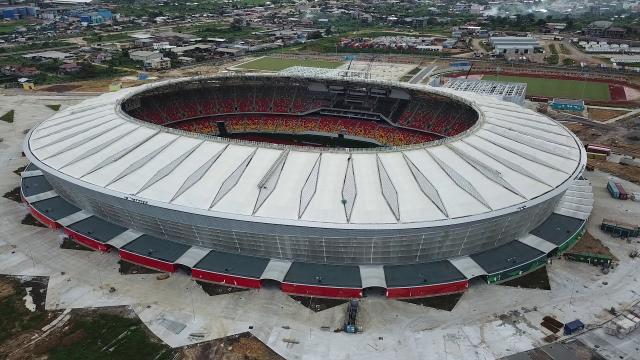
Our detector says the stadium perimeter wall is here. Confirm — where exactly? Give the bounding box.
[42,171,564,265]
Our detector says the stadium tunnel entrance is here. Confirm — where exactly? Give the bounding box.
[175,264,192,276]
[362,286,387,297]
[260,279,282,289]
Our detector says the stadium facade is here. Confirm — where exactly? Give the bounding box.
[21,74,592,298]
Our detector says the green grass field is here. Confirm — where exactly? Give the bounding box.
[483,75,611,101]
[236,56,343,71]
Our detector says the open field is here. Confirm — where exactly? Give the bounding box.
[483,75,611,101]
[587,107,630,122]
[235,56,343,71]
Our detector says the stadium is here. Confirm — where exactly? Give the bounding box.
[20,73,591,299]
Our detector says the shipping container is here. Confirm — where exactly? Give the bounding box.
[586,145,611,155]
[587,152,607,160]
[607,180,620,199]
[564,319,585,335]
[614,182,628,200]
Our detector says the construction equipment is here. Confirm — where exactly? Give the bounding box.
[344,299,359,334]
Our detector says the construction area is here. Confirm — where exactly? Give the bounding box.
[0,86,639,360]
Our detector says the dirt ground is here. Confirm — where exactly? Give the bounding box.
[0,275,282,360]
[196,281,249,296]
[586,159,640,185]
[499,267,551,291]
[180,333,283,360]
[565,119,640,161]
[161,64,220,78]
[60,237,91,251]
[399,292,463,311]
[118,260,161,275]
[37,78,146,93]
[288,296,348,312]
[587,108,630,122]
[568,232,618,261]
[3,186,21,203]
[21,213,47,228]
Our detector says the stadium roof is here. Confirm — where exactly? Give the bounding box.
[30,196,80,221]
[443,78,527,105]
[25,74,585,230]
[66,216,128,243]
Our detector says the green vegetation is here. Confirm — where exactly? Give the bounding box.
[178,23,260,41]
[479,40,493,53]
[484,75,611,101]
[49,313,174,360]
[0,276,176,359]
[31,62,133,85]
[0,278,46,343]
[562,58,577,66]
[0,41,72,54]
[83,32,132,44]
[0,54,133,85]
[546,54,559,65]
[113,0,272,17]
[559,43,571,55]
[236,56,343,71]
[400,67,421,81]
[105,52,144,70]
[286,36,339,53]
[548,44,558,55]
[46,104,61,111]
[0,110,15,123]
[0,19,29,35]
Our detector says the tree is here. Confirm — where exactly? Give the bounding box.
[230,17,244,31]
[307,30,322,40]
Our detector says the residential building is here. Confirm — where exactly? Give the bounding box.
[489,36,541,55]
[144,57,170,70]
[129,50,162,62]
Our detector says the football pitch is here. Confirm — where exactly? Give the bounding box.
[235,56,343,71]
[483,75,611,101]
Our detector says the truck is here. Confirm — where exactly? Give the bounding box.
[343,299,360,334]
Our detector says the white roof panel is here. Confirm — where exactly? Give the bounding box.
[82,132,177,186]
[463,135,567,187]
[172,144,255,209]
[44,122,138,169]
[256,151,320,220]
[138,141,227,202]
[378,152,446,222]
[450,141,551,198]
[476,129,578,174]
[350,153,396,224]
[213,148,283,215]
[31,118,125,159]
[108,136,203,194]
[403,149,488,218]
[301,152,349,223]
[61,126,158,179]
[428,146,522,210]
